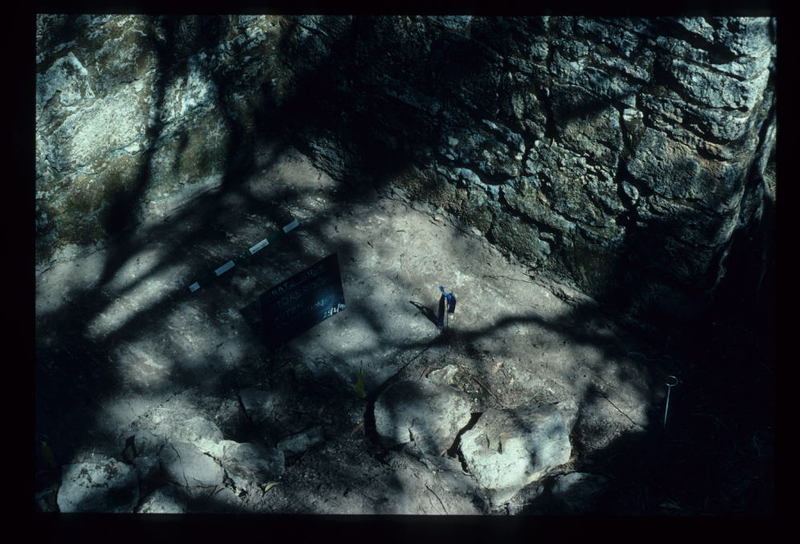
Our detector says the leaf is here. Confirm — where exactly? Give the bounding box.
[352,369,367,399]
[262,481,279,493]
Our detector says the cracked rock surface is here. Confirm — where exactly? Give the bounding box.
[374,379,473,456]
[459,404,573,505]
[159,441,225,489]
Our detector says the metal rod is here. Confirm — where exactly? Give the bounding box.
[663,375,679,428]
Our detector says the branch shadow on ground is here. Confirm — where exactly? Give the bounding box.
[35,15,775,516]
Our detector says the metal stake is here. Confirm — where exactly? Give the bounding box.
[663,375,679,428]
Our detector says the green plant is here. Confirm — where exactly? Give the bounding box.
[262,481,279,494]
[352,368,367,399]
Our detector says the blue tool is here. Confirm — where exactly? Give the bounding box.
[437,286,457,328]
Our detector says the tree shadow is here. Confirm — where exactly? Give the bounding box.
[98,17,180,282]
[35,15,775,516]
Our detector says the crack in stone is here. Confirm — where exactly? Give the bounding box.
[425,483,448,514]
[595,388,644,429]
[448,412,483,474]
[169,442,189,488]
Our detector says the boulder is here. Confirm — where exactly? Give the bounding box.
[425,364,459,386]
[163,416,224,455]
[379,449,489,514]
[57,454,139,512]
[276,426,324,457]
[136,412,225,458]
[220,441,285,491]
[374,379,472,456]
[136,485,187,514]
[159,441,224,489]
[460,404,572,505]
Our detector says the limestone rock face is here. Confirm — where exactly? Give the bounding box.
[278,15,776,319]
[460,404,572,505]
[36,15,776,318]
[35,15,287,258]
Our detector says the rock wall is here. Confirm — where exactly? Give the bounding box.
[36,15,291,254]
[36,15,776,321]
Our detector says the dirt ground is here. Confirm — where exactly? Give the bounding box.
[35,143,695,514]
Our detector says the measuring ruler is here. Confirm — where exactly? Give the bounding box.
[186,218,300,293]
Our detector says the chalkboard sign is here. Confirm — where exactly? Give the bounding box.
[259,253,346,348]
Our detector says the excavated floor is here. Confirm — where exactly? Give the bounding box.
[35,144,675,514]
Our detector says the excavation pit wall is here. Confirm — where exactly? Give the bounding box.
[36,15,776,324]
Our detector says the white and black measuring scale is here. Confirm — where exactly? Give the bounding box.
[185,218,301,294]
[185,218,347,348]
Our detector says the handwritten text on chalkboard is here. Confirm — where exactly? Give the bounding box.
[259,253,346,348]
